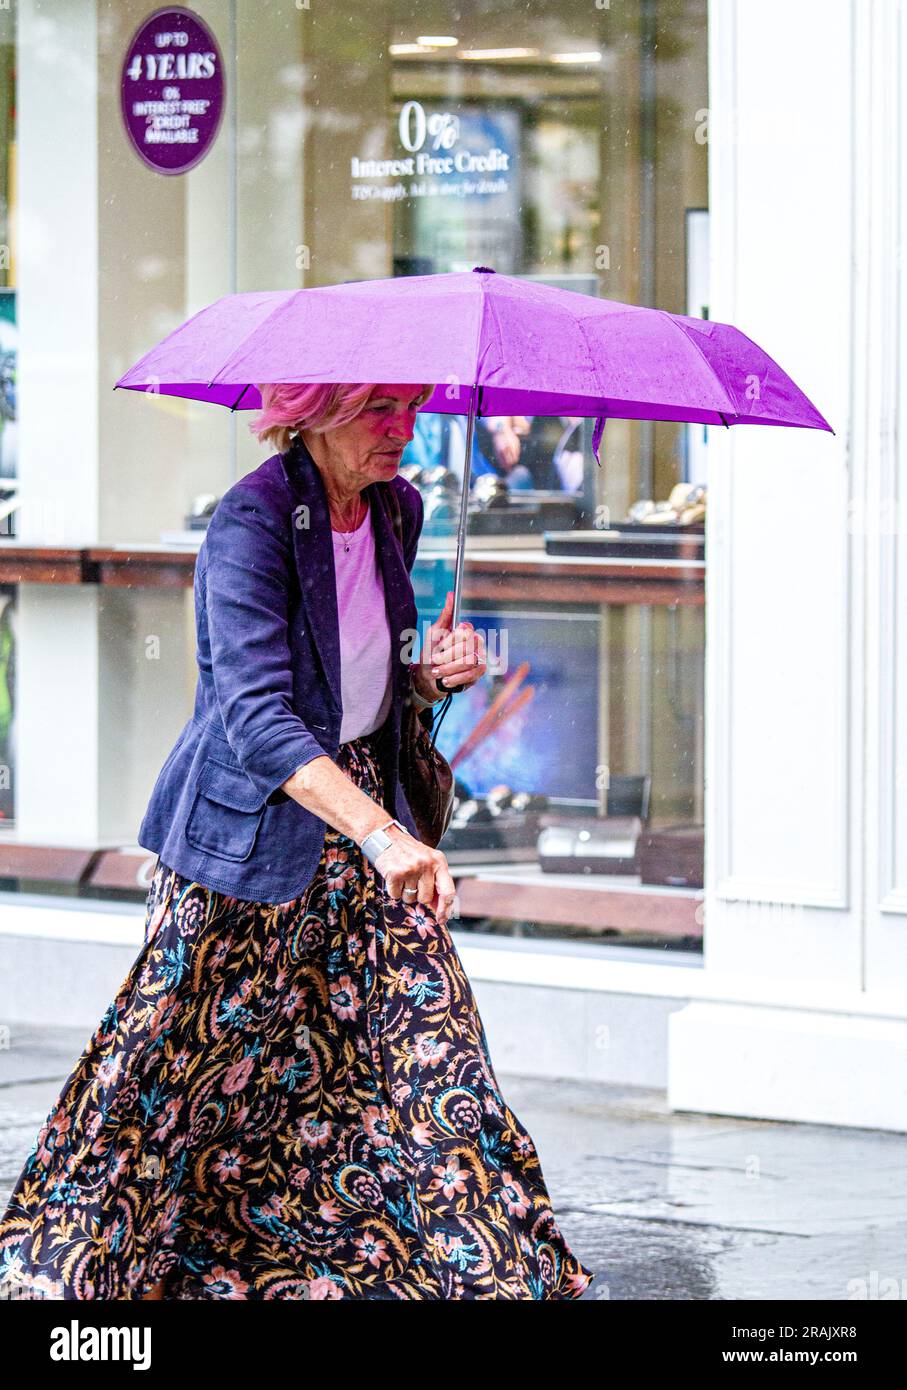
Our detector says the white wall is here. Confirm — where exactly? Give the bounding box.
[18,0,98,548]
[670,0,907,1132]
[14,0,230,845]
[14,0,101,843]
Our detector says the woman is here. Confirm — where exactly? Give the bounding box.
[0,382,594,1301]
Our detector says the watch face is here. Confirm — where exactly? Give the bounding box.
[363,827,393,861]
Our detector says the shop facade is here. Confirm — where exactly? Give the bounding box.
[0,0,905,1132]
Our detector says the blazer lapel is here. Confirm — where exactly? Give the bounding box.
[279,435,416,714]
[368,474,419,705]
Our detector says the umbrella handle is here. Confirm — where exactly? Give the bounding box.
[449,382,477,631]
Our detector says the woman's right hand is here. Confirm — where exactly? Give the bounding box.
[374,830,458,926]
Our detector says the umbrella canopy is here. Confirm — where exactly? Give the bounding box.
[115,267,834,455]
[114,265,833,636]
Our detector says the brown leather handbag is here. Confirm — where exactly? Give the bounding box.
[380,481,457,848]
[398,698,456,848]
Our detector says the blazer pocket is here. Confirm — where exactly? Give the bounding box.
[185,757,267,863]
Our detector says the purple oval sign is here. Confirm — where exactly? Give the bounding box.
[121,6,224,176]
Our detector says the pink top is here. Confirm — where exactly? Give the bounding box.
[332,504,393,743]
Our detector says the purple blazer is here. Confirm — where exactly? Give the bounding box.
[137,435,424,904]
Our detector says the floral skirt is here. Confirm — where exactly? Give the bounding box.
[0,732,594,1300]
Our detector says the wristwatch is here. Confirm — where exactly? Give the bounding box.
[360,817,410,866]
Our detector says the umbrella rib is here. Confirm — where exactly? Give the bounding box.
[574,311,607,409]
[206,290,304,389]
[230,384,250,411]
[659,308,738,420]
[480,289,508,408]
[123,296,225,387]
[472,277,493,410]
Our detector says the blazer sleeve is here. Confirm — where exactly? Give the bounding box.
[203,483,329,803]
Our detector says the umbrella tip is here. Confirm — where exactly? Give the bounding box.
[472,265,496,274]
[592,413,607,466]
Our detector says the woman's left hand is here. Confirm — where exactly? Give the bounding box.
[416,590,487,696]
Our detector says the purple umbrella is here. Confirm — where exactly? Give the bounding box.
[115,265,833,623]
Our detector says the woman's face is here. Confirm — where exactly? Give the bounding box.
[309,384,426,487]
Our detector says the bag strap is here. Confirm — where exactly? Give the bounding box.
[381,478,453,747]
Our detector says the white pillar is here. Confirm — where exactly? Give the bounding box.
[670,0,907,1132]
[15,0,101,843]
[14,0,218,846]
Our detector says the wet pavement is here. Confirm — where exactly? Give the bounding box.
[1,1023,904,1300]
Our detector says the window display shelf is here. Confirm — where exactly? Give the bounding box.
[0,545,88,584]
[451,861,702,938]
[0,545,199,587]
[0,839,702,941]
[0,543,705,604]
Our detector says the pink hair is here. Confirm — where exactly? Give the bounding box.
[248,382,435,454]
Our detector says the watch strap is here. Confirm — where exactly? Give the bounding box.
[360,817,409,865]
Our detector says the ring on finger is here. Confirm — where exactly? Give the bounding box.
[402,885,418,898]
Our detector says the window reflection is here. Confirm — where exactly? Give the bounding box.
[0,1,706,948]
